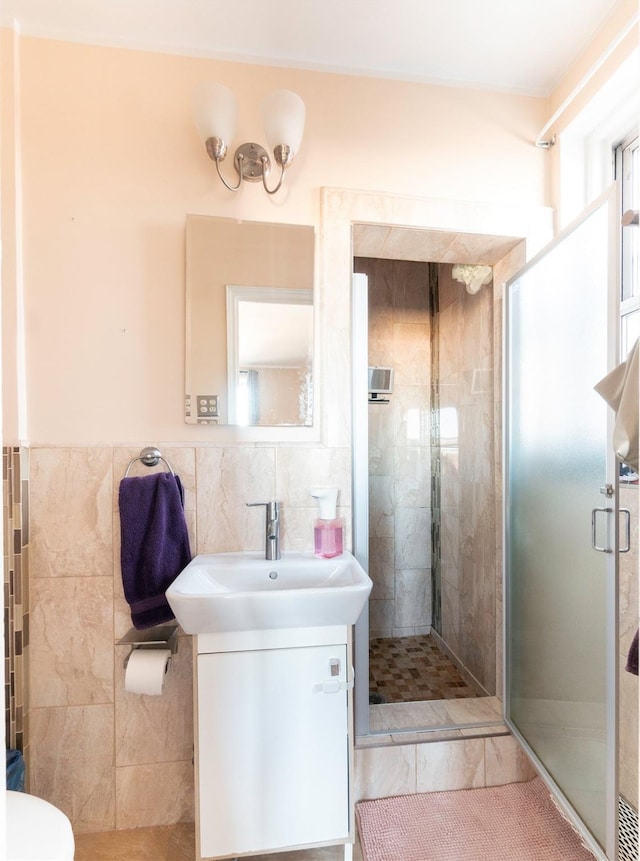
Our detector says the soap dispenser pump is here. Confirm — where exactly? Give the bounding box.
[310,487,343,558]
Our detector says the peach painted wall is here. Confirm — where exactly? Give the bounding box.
[2,5,637,446]
[4,31,549,445]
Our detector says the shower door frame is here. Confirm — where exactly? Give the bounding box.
[352,271,371,737]
[503,184,620,861]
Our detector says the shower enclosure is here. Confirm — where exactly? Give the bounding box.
[352,249,504,732]
[505,186,621,860]
[351,186,628,860]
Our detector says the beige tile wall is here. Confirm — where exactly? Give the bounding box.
[437,265,496,694]
[354,733,536,800]
[26,440,539,834]
[355,257,432,639]
[27,443,351,833]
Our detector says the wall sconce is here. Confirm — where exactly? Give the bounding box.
[194,83,305,195]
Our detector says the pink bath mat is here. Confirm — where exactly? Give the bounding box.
[356,778,597,861]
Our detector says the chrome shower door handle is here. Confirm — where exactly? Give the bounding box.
[591,506,612,553]
[620,508,631,553]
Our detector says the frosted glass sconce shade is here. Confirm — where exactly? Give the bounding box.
[193,83,237,150]
[261,89,306,157]
[194,83,305,194]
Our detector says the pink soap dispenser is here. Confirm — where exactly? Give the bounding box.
[311,487,343,558]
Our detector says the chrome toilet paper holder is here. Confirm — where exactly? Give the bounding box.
[118,624,179,668]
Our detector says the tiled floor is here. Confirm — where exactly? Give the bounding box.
[369,633,479,703]
[74,824,363,860]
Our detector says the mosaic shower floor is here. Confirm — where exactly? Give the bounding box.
[369,634,479,703]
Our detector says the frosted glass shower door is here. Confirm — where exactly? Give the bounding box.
[505,187,619,860]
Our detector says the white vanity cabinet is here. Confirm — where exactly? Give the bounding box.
[194,626,353,860]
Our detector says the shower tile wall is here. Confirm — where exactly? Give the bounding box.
[354,257,432,639]
[437,264,496,695]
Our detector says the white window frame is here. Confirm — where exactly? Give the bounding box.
[615,133,639,356]
[558,47,640,230]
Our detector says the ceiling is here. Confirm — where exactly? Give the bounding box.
[1,0,624,96]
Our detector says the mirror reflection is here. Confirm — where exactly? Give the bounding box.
[185,215,315,426]
[226,285,313,426]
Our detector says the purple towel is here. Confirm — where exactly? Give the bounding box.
[119,472,192,630]
[626,629,639,676]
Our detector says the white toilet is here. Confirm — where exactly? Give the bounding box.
[6,790,75,860]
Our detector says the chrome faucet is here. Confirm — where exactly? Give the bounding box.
[247,500,281,560]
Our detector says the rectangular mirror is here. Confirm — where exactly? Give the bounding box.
[185,215,315,426]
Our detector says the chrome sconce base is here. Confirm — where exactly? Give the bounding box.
[195,84,305,195]
[205,137,291,195]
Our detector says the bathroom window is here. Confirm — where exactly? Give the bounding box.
[616,133,640,356]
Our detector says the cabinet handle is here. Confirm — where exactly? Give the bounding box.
[313,679,354,694]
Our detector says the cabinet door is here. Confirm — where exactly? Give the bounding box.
[197,645,349,858]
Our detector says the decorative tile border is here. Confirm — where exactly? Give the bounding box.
[4,445,30,784]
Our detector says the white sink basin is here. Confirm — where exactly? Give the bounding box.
[166,550,372,634]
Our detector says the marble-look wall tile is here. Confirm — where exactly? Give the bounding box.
[438,301,462,381]
[369,598,394,638]
[274,504,315,554]
[395,508,431,569]
[437,264,496,694]
[395,569,431,629]
[393,322,430,385]
[439,448,460,512]
[195,447,276,553]
[440,511,461,583]
[484,735,536,786]
[115,760,194,829]
[115,639,193,767]
[393,385,431,445]
[368,409,394,477]
[30,447,112,578]
[353,743,416,801]
[368,537,395,600]
[30,575,113,707]
[368,698,454,732]
[274,446,352,509]
[368,475,394,538]
[392,261,429,322]
[30,704,115,833]
[394,447,431,508]
[416,737,485,791]
[441,580,461,656]
[357,256,432,640]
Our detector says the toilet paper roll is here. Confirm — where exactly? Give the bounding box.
[125,648,171,695]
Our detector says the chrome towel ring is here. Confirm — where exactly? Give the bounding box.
[124,446,175,478]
